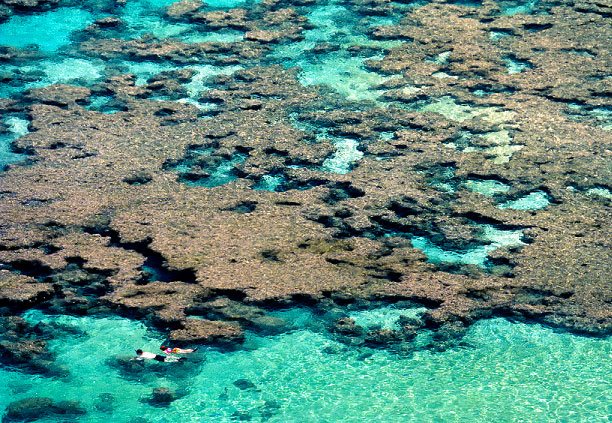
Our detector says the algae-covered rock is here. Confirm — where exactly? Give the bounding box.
[0,272,54,309]
[24,84,91,107]
[150,387,176,404]
[93,393,115,413]
[4,397,85,422]
[233,378,256,390]
[331,317,365,336]
[165,0,203,20]
[4,397,55,422]
[168,318,244,345]
[1,0,612,348]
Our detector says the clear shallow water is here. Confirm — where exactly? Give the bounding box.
[499,190,550,210]
[120,0,192,39]
[501,0,540,15]
[464,179,512,196]
[0,116,29,170]
[117,0,257,40]
[410,224,524,267]
[587,187,612,199]
[0,1,605,422]
[0,8,94,51]
[3,309,612,422]
[270,0,402,103]
[321,138,364,174]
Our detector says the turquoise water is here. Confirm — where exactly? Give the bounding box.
[0,8,94,51]
[0,116,29,170]
[119,0,257,40]
[3,310,612,422]
[587,187,612,199]
[252,174,285,191]
[464,179,512,196]
[349,305,428,330]
[410,224,524,267]
[504,57,531,74]
[120,0,193,39]
[321,138,364,174]
[567,104,612,130]
[501,0,540,15]
[499,190,550,210]
[270,0,402,103]
[0,0,607,421]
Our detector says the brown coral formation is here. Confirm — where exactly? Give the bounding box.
[0,0,61,22]
[1,0,612,357]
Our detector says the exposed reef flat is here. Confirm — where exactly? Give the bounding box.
[1,0,612,355]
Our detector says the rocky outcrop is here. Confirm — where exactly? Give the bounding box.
[143,387,180,406]
[168,318,244,345]
[3,397,85,422]
[0,271,54,309]
[23,84,91,108]
[1,0,612,351]
[0,0,61,23]
[165,0,203,20]
[3,397,55,422]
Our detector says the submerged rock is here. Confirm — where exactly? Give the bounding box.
[0,272,54,310]
[110,354,144,368]
[149,387,177,405]
[168,319,244,345]
[165,0,203,20]
[0,340,53,372]
[4,397,86,422]
[53,400,86,415]
[232,410,253,421]
[4,397,55,422]
[331,317,365,336]
[93,393,115,413]
[364,328,403,346]
[233,378,257,391]
[248,315,288,335]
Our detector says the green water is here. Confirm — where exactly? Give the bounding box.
[3,310,612,422]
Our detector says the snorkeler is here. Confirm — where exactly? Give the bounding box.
[133,349,183,363]
[160,345,198,354]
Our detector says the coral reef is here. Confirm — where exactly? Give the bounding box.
[1,0,612,360]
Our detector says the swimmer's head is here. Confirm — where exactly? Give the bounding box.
[136,349,143,355]
[160,346,166,351]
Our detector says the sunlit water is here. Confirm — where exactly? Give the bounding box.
[0,8,93,51]
[0,116,29,169]
[0,0,606,421]
[2,309,612,422]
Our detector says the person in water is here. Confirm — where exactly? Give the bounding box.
[133,349,182,363]
[160,345,197,354]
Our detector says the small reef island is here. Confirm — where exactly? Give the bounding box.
[1,0,612,421]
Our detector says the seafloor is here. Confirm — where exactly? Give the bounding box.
[1,0,612,420]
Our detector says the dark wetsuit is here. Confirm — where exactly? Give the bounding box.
[154,354,166,362]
